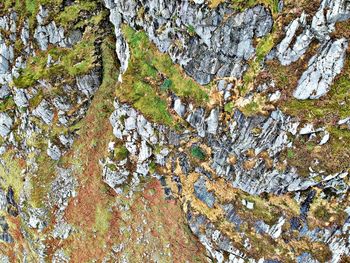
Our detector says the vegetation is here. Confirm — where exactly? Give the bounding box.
[14,31,97,88]
[187,25,196,36]
[118,25,208,126]
[58,1,97,28]
[209,0,280,14]
[191,146,206,160]
[279,53,350,175]
[94,203,111,234]
[239,26,277,96]
[0,150,24,201]
[0,97,16,112]
[114,145,129,160]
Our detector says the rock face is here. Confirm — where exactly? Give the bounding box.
[1,0,350,262]
[103,0,273,84]
[0,113,13,137]
[270,0,350,99]
[293,38,348,99]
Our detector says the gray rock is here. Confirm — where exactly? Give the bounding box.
[124,116,136,130]
[65,30,83,47]
[105,1,273,85]
[27,207,47,230]
[138,140,152,162]
[76,72,101,97]
[0,189,7,211]
[186,108,206,137]
[206,108,219,134]
[36,5,49,25]
[13,88,29,108]
[294,38,348,100]
[0,232,13,243]
[52,249,70,263]
[0,255,10,263]
[136,115,155,142]
[173,97,186,117]
[297,253,319,263]
[102,161,130,189]
[47,141,61,161]
[59,134,74,148]
[274,13,314,65]
[52,221,72,240]
[34,21,65,50]
[319,131,330,145]
[33,100,54,124]
[53,96,71,112]
[194,176,216,208]
[0,112,13,137]
[312,0,350,39]
[0,85,10,99]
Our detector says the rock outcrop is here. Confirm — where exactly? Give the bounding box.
[0,0,350,262]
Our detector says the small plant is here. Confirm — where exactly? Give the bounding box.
[187,25,196,36]
[224,102,234,113]
[149,161,156,174]
[160,79,172,91]
[287,149,295,159]
[114,146,129,160]
[191,146,206,160]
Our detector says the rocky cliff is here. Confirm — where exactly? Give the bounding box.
[0,0,350,262]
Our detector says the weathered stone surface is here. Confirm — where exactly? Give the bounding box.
[13,88,29,108]
[293,38,348,99]
[0,85,10,99]
[0,113,13,137]
[194,176,216,208]
[76,72,101,98]
[33,99,54,124]
[105,0,273,84]
[47,141,61,161]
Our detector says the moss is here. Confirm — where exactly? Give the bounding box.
[29,90,44,108]
[239,26,276,96]
[29,148,57,208]
[240,101,259,116]
[160,79,172,91]
[187,25,196,36]
[149,161,156,174]
[57,1,97,28]
[0,97,16,112]
[283,66,350,121]
[209,0,279,15]
[191,146,206,160]
[0,150,24,201]
[114,145,128,161]
[14,31,97,88]
[94,204,111,235]
[313,205,331,222]
[287,149,295,159]
[119,25,208,126]
[25,0,38,16]
[224,101,234,113]
[280,52,350,174]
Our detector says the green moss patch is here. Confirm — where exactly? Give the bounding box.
[118,25,208,126]
[14,31,97,88]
